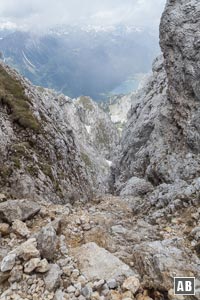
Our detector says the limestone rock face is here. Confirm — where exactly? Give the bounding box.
[160,0,200,159]
[114,1,200,210]
[74,96,119,160]
[113,55,167,192]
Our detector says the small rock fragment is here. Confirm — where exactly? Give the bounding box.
[0,223,10,236]
[1,253,16,272]
[8,265,23,283]
[82,285,92,299]
[67,285,76,293]
[122,276,140,294]
[0,193,6,202]
[44,264,62,291]
[109,290,121,300]
[93,279,105,291]
[107,279,117,289]
[12,219,30,237]
[36,258,49,273]
[12,238,40,261]
[37,225,57,260]
[24,258,41,274]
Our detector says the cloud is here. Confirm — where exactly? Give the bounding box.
[0,0,166,32]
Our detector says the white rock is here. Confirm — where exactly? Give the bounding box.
[107,279,117,289]
[12,219,30,237]
[11,238,40,261]
[44,264,62,291]
[67,285,76,293]
[122,276,140,294]
[24,258,41,274]
[36,258,49,273]
[72,242,137,281]
[1,254,16,272]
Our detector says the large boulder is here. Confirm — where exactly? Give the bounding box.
[0,199,40,224]
[36,224,57,261]
[132,239,200,296]
[72,242,137,281]
[120,177,153,197]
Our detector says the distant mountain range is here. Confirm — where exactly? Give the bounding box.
[0,25,160,101]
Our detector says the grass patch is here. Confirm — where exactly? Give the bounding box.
[78,96,94,111]
[0,164,13,183]
[0,65,40,132]
[39,163,54,181]
[12,142,30,154]
[12,158,21,169]
[81,152,93,168]
[96,120,110,147]
[26,165,38,177]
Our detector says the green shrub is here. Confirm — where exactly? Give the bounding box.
[78,96,94,111]
[40,163,54,181]
[81,152,92,168]
[0,65,40,132]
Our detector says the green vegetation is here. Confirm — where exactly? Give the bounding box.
[12,158,21,169]
[78,96,94,111]
[26,165,38,177]
[96,121,109,147]
[0,164,13,183]
[81,152,93,168]
[11,142,32,168]
[12,142,30,154]
[0,65,40,132]
[39,163,54,181]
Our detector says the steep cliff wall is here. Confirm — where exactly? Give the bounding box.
[0,62,119,203]
[114,1,200,204]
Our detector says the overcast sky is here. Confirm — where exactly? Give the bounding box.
[0,0,166,32]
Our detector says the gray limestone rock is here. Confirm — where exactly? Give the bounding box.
[36,224,57,261]
[44,264,62,291]
[120,177,153,197]
[72,242,137,281]
[132,238,200,294]
[0,199,40,224]
[113,0,200,223]
[1,253,16,272]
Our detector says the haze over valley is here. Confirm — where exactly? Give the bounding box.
[0,0,165,101]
